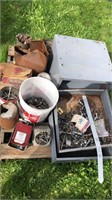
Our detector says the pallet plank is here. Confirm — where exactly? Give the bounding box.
[1,144,51,159]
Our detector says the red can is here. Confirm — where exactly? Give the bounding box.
[8,121,33,151]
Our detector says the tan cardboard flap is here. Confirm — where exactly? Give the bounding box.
[0,63,6,69]
[2,63,32,77]
[8,46,15,56]
[0,63,6,80]
[2,76,28,89]
[0,81,12,90]
[2,76,28,81]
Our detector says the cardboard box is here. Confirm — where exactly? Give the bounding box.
[1,63,32,88]
[15,40,48,73]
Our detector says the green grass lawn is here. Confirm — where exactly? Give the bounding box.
[0,0,112,199]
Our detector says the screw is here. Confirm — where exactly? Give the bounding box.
[85,140,91,147]
[72,131,82,136]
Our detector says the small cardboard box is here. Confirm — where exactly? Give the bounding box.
[15,41,48,73]
[1,63,32,88]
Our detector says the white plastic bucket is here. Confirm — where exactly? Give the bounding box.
[19,77,59,123]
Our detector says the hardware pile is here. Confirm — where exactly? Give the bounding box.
[0,87,18,101]
[58,95,112,150]
[25,97,49,109]
[35,131,51,146]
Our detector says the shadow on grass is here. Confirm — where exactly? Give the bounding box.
[1,0,32,44]
[1,158,111,200]
[1,159,82,199]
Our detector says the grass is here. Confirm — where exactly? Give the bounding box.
[0,0,112,199]
[1,0,112,51]
[0,160,112,199]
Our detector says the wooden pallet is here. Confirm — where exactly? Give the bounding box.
[0,128,51,160]
[7,46,15,63]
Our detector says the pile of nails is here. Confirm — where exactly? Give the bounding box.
[58,111,94,150]
[35,131,51,145]
[25,97,49,109]
[0,87,18,100]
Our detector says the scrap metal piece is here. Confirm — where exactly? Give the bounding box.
[16,33,32,44]
[66,138,71,147]
[1,102,18,118]
[95,119,109,137]
[0,102,19,129]
[82,95,104,184]
[57,107,64,115]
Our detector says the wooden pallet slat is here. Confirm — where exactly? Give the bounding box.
[1,144,51,160]
[7,46,15,63]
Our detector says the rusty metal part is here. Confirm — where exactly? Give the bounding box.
[0,102,19,129]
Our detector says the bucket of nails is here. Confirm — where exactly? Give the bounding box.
[18,77,59,123]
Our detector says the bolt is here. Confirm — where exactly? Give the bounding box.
[85,140,91,147]
[72,131,82,136]
[60,134,66,149]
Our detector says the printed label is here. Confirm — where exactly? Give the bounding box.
[14,131,27,144]
[71,114,90,133]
